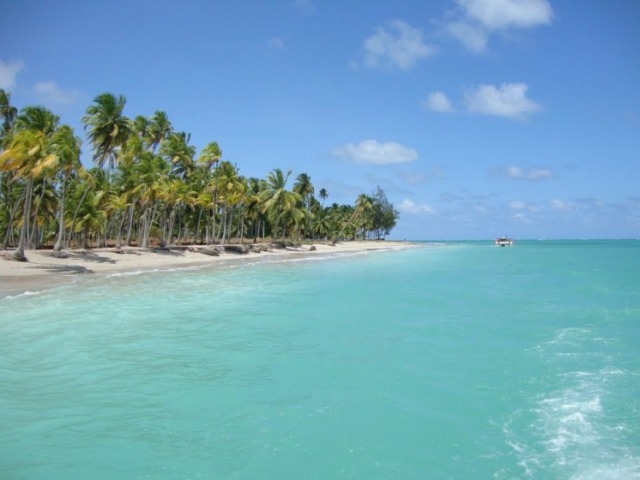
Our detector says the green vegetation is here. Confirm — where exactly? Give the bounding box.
[0,90,399,258]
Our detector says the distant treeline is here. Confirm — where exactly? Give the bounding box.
[0,90,398,260]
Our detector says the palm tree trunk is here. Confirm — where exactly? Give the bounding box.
[115,213,125,250]
[54,178,67,252]
[14,179,33,261]
[125,204,135,246]
[195,207,203,244]
[3,189,24,249]
[70,185,90,244]
[141,207,151,248]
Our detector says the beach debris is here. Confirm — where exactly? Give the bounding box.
[198,247,221,256]
[223,245,250,254]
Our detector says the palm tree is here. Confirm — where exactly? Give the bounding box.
[208,161,244,243]
[147,110,172,151]
[73,189,107,249]
[332,194,372,244]
[0,106,61,257]
[106,192,131,250]
[14,105,60,136]
[319,187,328,206]
[244,177,267,242]
[132,115,150,141]
[160,131,195,178]
[48,125,82,252]
[198,141,222,170]
[0,130,57,260]
[293,173,314,206]
[0,89,18,136]
[82,93,131,176]
[259,168,301,241]
[293,173,314,239]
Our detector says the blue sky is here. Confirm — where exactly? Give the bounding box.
[1,0,639,240]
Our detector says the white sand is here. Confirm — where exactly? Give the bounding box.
[0,241,415,297]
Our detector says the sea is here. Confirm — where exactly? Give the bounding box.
[0,240,638,480]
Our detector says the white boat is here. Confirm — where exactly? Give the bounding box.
[494,237,514,247]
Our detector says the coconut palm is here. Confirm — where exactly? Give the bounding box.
[319,187,328,206]
[0,130,57,260]
[0,89,18,136]
[293,173,314,207]
[198,141,222,170]
[209,161,244,243]
[132,115,150,141]
[14,106,60,136]
[82,93,131,176]
[48,125,82,252]
[332,194,373,244]
[244,177,267,242]
[293,173,314,238]
[72,189,107,249]
[147,110,172,151]
[259,168,301,240]
[160,131,195,178]
[106,192,131,250]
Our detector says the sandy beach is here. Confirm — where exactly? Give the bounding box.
[0,241,414,298]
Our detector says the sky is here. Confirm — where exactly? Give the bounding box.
[1,0,639,240]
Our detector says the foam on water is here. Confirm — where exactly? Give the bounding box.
[504,324,640,480]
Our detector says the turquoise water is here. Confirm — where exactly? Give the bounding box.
[1,241,639,479]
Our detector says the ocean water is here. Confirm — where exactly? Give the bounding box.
[0,240,639,479]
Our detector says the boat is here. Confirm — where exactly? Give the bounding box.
[494,237,514,247]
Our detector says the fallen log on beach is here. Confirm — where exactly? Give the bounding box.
[198,247,220,256]
[223,245,250,254]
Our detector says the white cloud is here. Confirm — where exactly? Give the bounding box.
[512,212,531,222]
[509,200,541,212]
[293,0,314,13]
[465,82,540,119]
[550,199,575,211]
[398,199,438,215]
[267,37,285,51]
[32,81,85,107]
[395,171,428,185]
[0,59,25,90]
[446,21,488,53]
[472,204,490,215]
[425,91,454,113]
[458,0,553,31]
[446,0,552,52]
[332,140,418,165]
[363,20,436,70]
[507,165,553,180]
[491,165,553,180]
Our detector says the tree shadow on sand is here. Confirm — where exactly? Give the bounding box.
[57,251,117,264]
[147,247,186,257]
[38,264,94,275]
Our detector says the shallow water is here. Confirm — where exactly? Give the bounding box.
[1,241,639,479]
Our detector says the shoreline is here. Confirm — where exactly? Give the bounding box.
[0,241,418,299]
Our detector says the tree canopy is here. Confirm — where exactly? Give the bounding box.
[0,89,400,255]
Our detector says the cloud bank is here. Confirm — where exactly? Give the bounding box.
[491,165,554,180]
[427,83,540,119]
[465,82,540,119]
[0,59,24,90]
[363,20,436,70]
[425,91,454,113]
[31,81,85,107]
[333,140,418,165]
[447,0,553,52]
[398,199,438,215]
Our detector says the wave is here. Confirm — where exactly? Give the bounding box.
[503,327,640,479]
